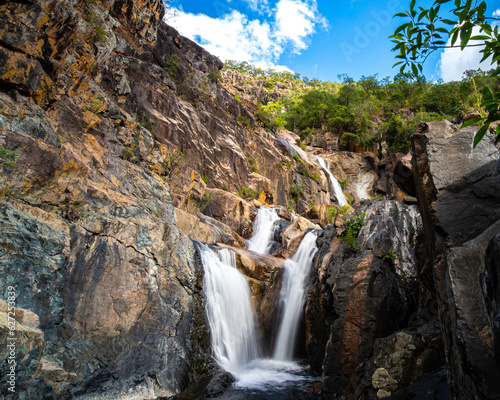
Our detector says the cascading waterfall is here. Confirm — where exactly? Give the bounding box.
[273,232,318,361]
[247,207,280,254]
[316,156,348,206]
[198,243,260,373]
[198,223,320,395]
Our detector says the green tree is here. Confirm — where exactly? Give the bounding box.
[390,0,500,147]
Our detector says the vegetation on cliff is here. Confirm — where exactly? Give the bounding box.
[224,60,499,154]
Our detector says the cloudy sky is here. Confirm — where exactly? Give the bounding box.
[167,0,499,82]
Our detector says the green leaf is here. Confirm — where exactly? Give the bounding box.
[460,23,473,49]
[473,124,489,148]
[461,117,482,128]
[395,12,408,17]
[482,86,494,102]
[471,35,490,40]
[451,29,459,46]
[411,63,419,76]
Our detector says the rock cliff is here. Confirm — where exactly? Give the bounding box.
[411,121,500,400]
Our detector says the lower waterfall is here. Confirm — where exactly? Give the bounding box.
[247,206,280,254]
[197,232,320,398]
[198,244,260,372]
[274,232,318,361]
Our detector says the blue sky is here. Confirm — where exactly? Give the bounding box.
[167,0,499,83]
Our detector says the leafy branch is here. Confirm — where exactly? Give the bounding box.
[390,0,500,147]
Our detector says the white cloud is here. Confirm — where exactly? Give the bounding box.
[493,9,500,18]
[439,25,493,81]
[240,0,270,13]
[168,0,327,70]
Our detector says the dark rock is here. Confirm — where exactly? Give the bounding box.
[386,367,450,400]
[482,232,500,371]
[411,120,500,399]
[393,153,416,196]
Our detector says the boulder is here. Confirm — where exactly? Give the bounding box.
[276,216,321,259]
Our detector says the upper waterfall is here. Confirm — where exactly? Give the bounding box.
[248,207,280,255]
[316,156,348,206]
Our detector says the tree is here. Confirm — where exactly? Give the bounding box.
[390,0,500,147]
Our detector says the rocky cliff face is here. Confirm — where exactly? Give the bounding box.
[0,0,215,398]
[411,121,500,400]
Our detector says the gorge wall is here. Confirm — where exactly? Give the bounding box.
[1,0,499,399]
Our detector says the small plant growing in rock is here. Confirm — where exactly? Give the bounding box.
[310,172,320,183]
[238,115,252,128]
[338,178,349,191]
[291,179,305,201]
[0,147,19,197]
[164,54,180,78]
[327,207,338,224]
[286,199,295,212]
[247,156,258,173]
[208,71,221,85]
[234,94,242,103]
[339,212,365,251]
[163,149,185,180]
[122,147,134,161]
[240,186,259,199]
[308,200,316,212]
[338,205,351,217]
[384,250,397,262]
[201,175,209,183]
[136,113,155,133]
[198,191,213,212]
[83,94,104,113]
[301,142,306,151]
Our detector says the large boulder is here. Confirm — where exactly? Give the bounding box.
[411,120,500,399]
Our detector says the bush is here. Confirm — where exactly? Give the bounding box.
[327,207,338,224]
[340,212,365,251]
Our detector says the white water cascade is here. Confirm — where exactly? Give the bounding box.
[247,207,280,254]
[316,156,348,206]
[273,232,318,361]
[198,244,260,373]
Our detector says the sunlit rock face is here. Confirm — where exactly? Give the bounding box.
[0,0,216,398]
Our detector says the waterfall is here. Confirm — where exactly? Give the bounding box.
[198,243,260,373]
[247,207,280,254]
[273,232,318,361]
[316,156,348,206]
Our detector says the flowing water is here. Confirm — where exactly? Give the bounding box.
[199,244,260,372]
[316,156,348,206]
[273,232,318,361]
[247,207,280,254]
[198,227,320,399]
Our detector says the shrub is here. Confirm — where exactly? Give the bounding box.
[240,186,260,199]
[164,54,180,78]
[327,207,338,224]
[339,212,365,251]
[163,149,185,179]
